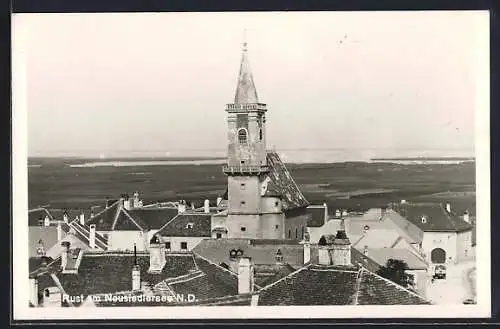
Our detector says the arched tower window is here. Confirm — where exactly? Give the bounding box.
[238,129,248,144]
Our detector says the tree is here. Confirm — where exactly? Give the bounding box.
[376,259,415,290]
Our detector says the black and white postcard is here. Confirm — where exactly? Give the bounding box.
[12,11,491,319]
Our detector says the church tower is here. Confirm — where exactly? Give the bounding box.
[223,40,270,238]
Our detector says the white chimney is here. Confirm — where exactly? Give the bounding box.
[132,265,141,291]
[79,212,85,225]
[238,257,254,294]
[363,245,369,256]
[61,241,70,270]
[318,246,331,265]
[323,203,328,225]
[401,199,407,204]
[303,242,311,264]
[178,202,186,214]
[446,202,451,213]
[57,221,63,242]
[29,277,38,307]
[133,191,140,208]
[342,209,348,217]
[217,197,223,207]
[204,199,210,214]
[123,197,131,210]
[63,212,69,223]
[90,210,95,218]
[44,215,50,227]
[463,210,470,223]
[89,224,96,249]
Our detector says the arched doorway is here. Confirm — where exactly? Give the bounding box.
[431,248,446,264]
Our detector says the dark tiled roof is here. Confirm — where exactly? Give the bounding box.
[306,206,327,227]
[53,252,197,306]
[256,264,430,306]
[112,210,147,231]
[192,239,304,266]
[28,208,53,226]
[86,201,121,231]
[392,203,473,232]
[264,152,309,211]
[29,256,54,273]
[169,255,239,302]
[255,263,297,287]
[350,248,381,273]
[127,208,179,230]
[156,213,211,237]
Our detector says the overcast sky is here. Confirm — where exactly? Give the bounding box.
[14,11,487,157]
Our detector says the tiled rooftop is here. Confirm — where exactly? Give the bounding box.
[156,213,212,237]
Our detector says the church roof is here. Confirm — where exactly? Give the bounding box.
[264,152,310,211]
[234,42,259,104]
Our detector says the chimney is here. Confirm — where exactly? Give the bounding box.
[275,249,283,264]
[44,215,50,227]
[63,212,69,223]
[29,277,38,307]
[123,195,131,210]
[332,229,351,266]
[463,210,470,223]
[133,191,140,208]
[178,201,186,214]
[401,199,407,204]
[342,209,348,217]
[204,199,210,213]
[303,241,311,264]
[57,221,63,242]
[191,202,195,210]
[105,197,110,209]
[132,244,141,291]
[89,224,96,249]
[363,245,368,256]
[335,209,341,218]
[61,241,70,270]
[446,202,451,213]
[90,210,95,218]
[79,212,85,225]
[323,202,328,225]
[217,197,223,207]
[238,257,254,294]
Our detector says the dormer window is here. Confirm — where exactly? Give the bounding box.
[238,129,248,144]
[421,216,427,224]
[186,223,194,229]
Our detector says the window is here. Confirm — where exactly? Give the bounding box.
[186,223,194,229]
[288,230,291,239]
[259,129,263,141]
[44,289,50,297]
[241,201,246,206]
[216,233,222,239]
[275,201,279,207]
[295,228,298,239]
[241,160,245,164]
[165,242,171,250]
[180,242,188,250]
[240,183,246,189]
[275,225,279,229]
[238,129,248,144]
[241,227,246,232]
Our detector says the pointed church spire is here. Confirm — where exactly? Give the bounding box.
[234,33,259,104]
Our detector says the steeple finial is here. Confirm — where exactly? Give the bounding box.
[234,30,259,104]
[243,29,248,52]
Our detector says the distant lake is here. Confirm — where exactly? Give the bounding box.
[29,148,475,167]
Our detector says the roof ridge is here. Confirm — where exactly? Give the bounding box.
[122,209,146,231]
[257,263,310,292]
[156,213,181,233]
[352,267,365,305]
[366,266,431,302]
[192,253,238,278]
[111,205,124,231]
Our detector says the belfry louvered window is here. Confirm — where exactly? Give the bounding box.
[238,129,248,144]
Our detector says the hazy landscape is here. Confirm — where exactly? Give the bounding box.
[28,156,476,217]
